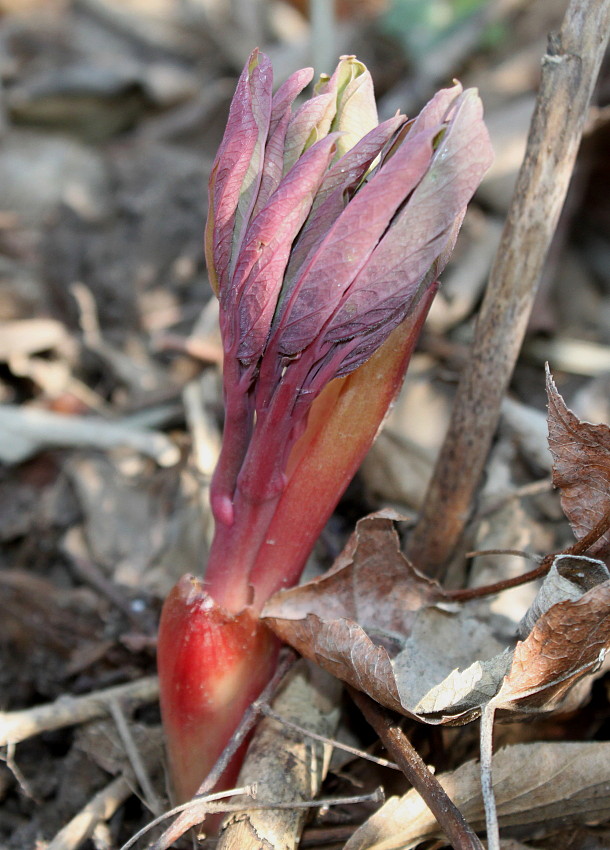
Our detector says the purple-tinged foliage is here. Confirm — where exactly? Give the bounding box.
[251,67,314,217]
[206,51,493,530]
[205,50,273,296]
[232,134,338,363]
[158,51,493,809]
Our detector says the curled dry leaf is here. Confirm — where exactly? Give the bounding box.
[546,365,610,557]
[265,511,452,718]
[264,512,507,724]
[493,561,610,716]
[262,513,610,724]
[343,741,610,850]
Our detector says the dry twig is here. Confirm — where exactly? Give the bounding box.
[217,663,341,850]
[108,700,163,817]
[46,776,132,850]
[349,688,484,850]
[407,0,610,579]
[0,677,159,747]
[259,704,400,770]
[0,405,180,466]
[447,506,610,602]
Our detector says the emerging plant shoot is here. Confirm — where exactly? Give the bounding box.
[158,49,493,805]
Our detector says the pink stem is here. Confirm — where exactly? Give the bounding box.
[249,285,437,606]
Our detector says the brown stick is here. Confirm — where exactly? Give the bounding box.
[349,688,484,850]
[47,775,132,850]
[406,0,610,579]
[259,704,400,769]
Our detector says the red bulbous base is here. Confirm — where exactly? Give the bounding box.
[157,575,279,805]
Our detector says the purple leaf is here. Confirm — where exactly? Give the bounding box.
[252,67,314,218]
[228,135,339,363]
[323,88,493,348]
[283,87,338,173]
[408,81,463,134]
[273,124,441,356]
[281,115,406,293]
[329,280,438,380]
[206,50,273,296]
[270,68,315,138]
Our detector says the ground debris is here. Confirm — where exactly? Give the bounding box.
[2,1,610,847]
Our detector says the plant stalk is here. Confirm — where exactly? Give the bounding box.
[407,0,610,579]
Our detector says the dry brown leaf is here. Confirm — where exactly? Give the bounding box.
[263,512,610,724]
[344,741,610,850]
[546,365,610,556]
[518,553,610,635]
[263,512,509,724]
[264,512,452,718]
[494,573,610,715]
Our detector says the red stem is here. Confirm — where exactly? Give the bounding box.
[210,354,254,527]
[204,490,281,612]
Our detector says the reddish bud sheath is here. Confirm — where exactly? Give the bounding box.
[157,575,279,803]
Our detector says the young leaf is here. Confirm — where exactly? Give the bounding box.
[280,114,407,297]
[251,67,314,218]
[282,89,337,174]
[248,288,438,607]
[327,56,378,158]
[403,80,467,139]
[323,89,494,350]
[205,50,273,295]
[273,125,440,356]
[227,134,338,362]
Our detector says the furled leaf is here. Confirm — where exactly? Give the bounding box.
[324,88,494,353]
[344,741,610,850]
[407,80,463,134]
[251,67,314,217]
[327,56,378,158]
[282,56,377,176]
[282,87,337,174]
[546,365,610,556]
[273,87,493,371]
[281,115,406,297]
[225,134,338,361]
[205,50,273,295]
[273,125,440,357]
